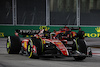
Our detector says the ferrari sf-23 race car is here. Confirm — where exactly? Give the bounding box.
[6,27,92,61]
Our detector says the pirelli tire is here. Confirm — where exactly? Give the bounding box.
[73,39,87,61]
[6,36,21,54]
[27,37,43,58]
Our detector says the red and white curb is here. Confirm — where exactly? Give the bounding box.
[92,51,100,56]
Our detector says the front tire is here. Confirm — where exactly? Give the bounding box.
[73,39,87,61]
[27,37,43,58]
[27,39,39,59]
[74,56,86,61]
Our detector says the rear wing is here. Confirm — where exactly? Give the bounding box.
[15,29,40,35]
[69,27,80,30]
[61,27,80,31]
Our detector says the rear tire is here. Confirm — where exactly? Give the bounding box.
[6,36,21,54]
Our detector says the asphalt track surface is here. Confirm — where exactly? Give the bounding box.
[0,38,100,67]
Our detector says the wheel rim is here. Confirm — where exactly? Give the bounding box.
[6,36,11,53]
[28,45,31,53]
[28,39,33,58]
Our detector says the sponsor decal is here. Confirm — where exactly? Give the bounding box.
[24,41,27,49]
[95,27,100,32]
[0,32,4,37]
[43,40,46,44]
[85,33,100,37]
[55,42,62,45]
[85,27,100,37]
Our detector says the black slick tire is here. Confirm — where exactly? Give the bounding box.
[73,39,87,61]
[6,36,21,54]
[27,37,43,58]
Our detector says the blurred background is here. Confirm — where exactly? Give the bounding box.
[0,0,100,38]
[0,0,100,25]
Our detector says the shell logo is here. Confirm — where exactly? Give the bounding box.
[24,41,27,48]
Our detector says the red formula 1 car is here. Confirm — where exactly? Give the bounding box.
[6,27,92,61]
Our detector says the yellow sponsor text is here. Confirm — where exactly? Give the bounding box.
[85,33,100,37]
[0,32,4,37]
[39,26,50,31]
